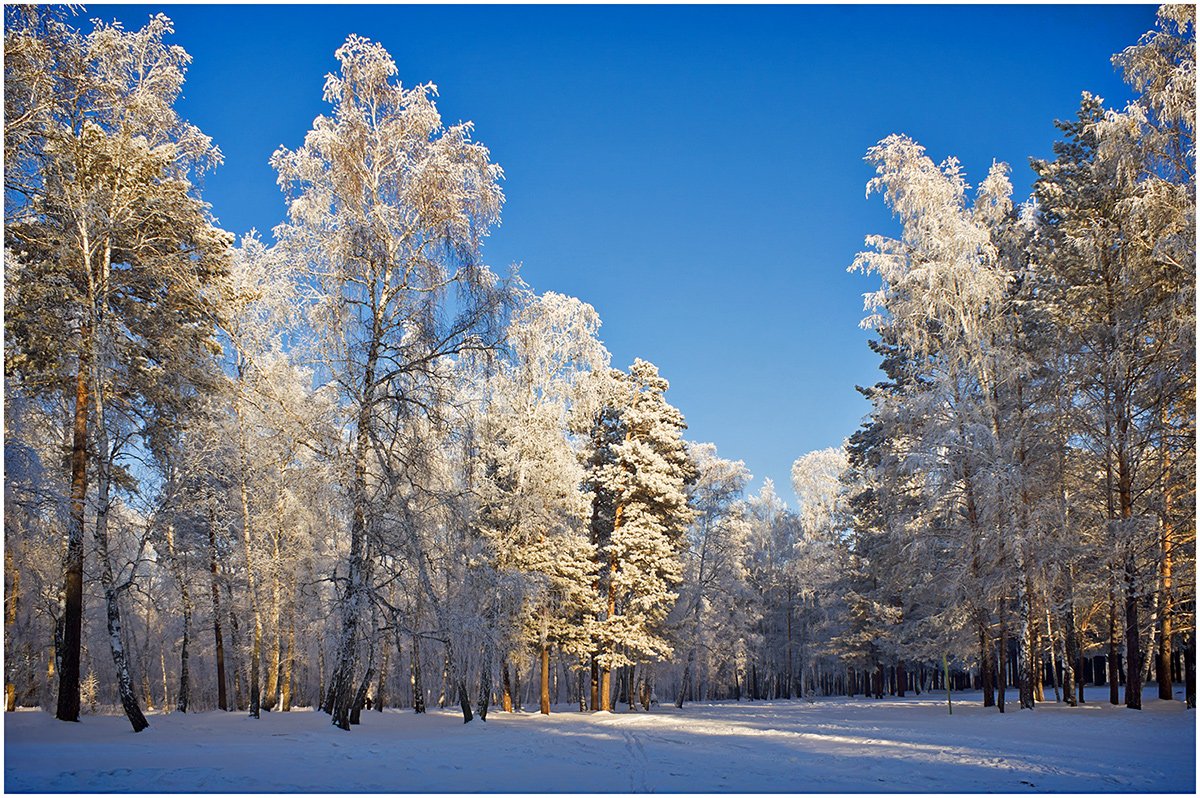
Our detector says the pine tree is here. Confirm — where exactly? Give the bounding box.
[5,11,229,729]
[584,360,696,710]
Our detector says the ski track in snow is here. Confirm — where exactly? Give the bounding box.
[4,688,1194,793]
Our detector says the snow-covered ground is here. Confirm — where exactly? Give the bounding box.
[5,687,1194,793]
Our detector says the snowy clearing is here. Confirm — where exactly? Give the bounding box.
[5,688,1194,793]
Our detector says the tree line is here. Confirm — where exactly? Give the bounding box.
[3,6,1194,733]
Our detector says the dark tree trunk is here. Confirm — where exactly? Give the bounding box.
[1124,557,1142,709]
[457,677,472,723]
[349,667,373,726]
[445,639,472,723]
[1108,585,1121,705]
[896,660,907,698]
[478,646,492,722]
[590,655,599,710]
[1184,630,1195,709]
[980,623,995,707]
[998,614,1008,713]
[177,597,191,713]
[676,647,694,709]
[56,355,89,724]
[208,518,228,711]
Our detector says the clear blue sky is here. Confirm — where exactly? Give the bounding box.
[99,3,1155,505]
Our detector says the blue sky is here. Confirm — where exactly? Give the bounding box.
[99,3,1156,505]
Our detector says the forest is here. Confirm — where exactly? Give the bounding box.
[2,3,1195,740]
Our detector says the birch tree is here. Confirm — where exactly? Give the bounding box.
[271,33,508,729]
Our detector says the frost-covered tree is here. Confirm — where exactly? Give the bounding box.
[582,360,696,711]
[476,291,608,714]
[1031,6,1195,709]
[4,10,229,729]
[673,443,751,707]
[271,34,509,729]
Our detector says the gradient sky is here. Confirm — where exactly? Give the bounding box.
[96,3,1156,505]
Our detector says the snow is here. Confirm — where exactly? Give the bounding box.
[5,687,1194,793]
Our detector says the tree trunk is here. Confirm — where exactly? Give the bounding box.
[280,608,295,711]
[598,655,611,710]
[375,635,389,712]
[208,515,228,711]
[980,622,995,707]
[6,549,20,712]
[328,339,379,731]
[445,638,472,723]
[785,606,793,699]
[160,650,169,713]
[590,655,599,710]
[263,516,284,712]
[349,666,373,726]
[539,644,551,715]
[317,644,324,711]
[1124,556,1142,709]
[92,433,148,732]
[501,659,513,712]
[997,609,1008,713]
[1016,565,1035,709]
[225,580,247,711]
[233,392,263,720]
[56,350,90,724]
[478,644,492,722]
[599,502,623,713]
[1183,629,1195,709]
[943,653,952,715]
[1046,609,1060,702]
[512,659,522,711]
[1108,574,1121,705]
[676,646,694,709]
[166,526,192,713]
[410,634,425,714]
[1157,445,1175,701]
[1062,565,1079,707]
[1030,607,1045,703]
